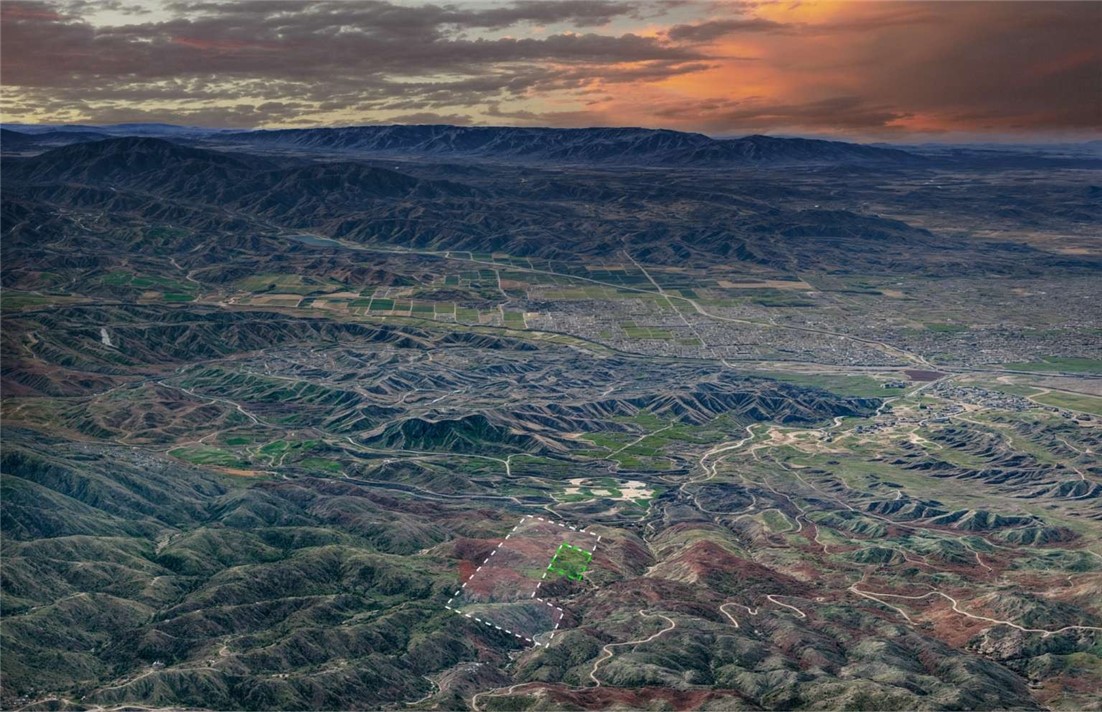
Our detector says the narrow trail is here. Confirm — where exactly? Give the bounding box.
[588,610,677,687]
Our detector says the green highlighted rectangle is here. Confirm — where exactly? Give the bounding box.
[545,541,593,582]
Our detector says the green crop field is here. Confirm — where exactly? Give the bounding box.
[1031,391,1102,415]
[749,371,894,397]
[1005,357,1102,374]
[169,446,249,468]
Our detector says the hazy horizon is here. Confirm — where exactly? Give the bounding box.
[4,120,1100,147]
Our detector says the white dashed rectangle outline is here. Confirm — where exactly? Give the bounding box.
[445,515,599,647]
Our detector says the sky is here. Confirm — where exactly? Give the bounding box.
[2,0,1099,139]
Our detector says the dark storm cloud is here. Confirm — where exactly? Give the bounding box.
[171,0,642,30]
[0,0,712,126]
[61,1,154,15]
[385,111,474,125]
[654,95,914,133]
[666,17,787,42]
[0,0,705,127]
[2,2,699,85]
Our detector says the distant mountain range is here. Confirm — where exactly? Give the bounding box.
[4,122,237,137]
[3,130,1097,277]
[2,134,1044,275]
[2,127,113,150]
[5,123,1100,169]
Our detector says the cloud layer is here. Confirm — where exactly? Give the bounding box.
[2,0,1099,137]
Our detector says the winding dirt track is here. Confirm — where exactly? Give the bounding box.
[469,611,677,710]
[765,595,808,619]
[850,585,1102,637]
[471,682,543,712]
[588,610,677,687]
[719,602,758,628]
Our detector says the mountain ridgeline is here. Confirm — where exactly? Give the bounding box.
[2,125,927,167]
[226,125,926,166]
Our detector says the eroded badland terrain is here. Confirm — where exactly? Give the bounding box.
[1,127,1100,710]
